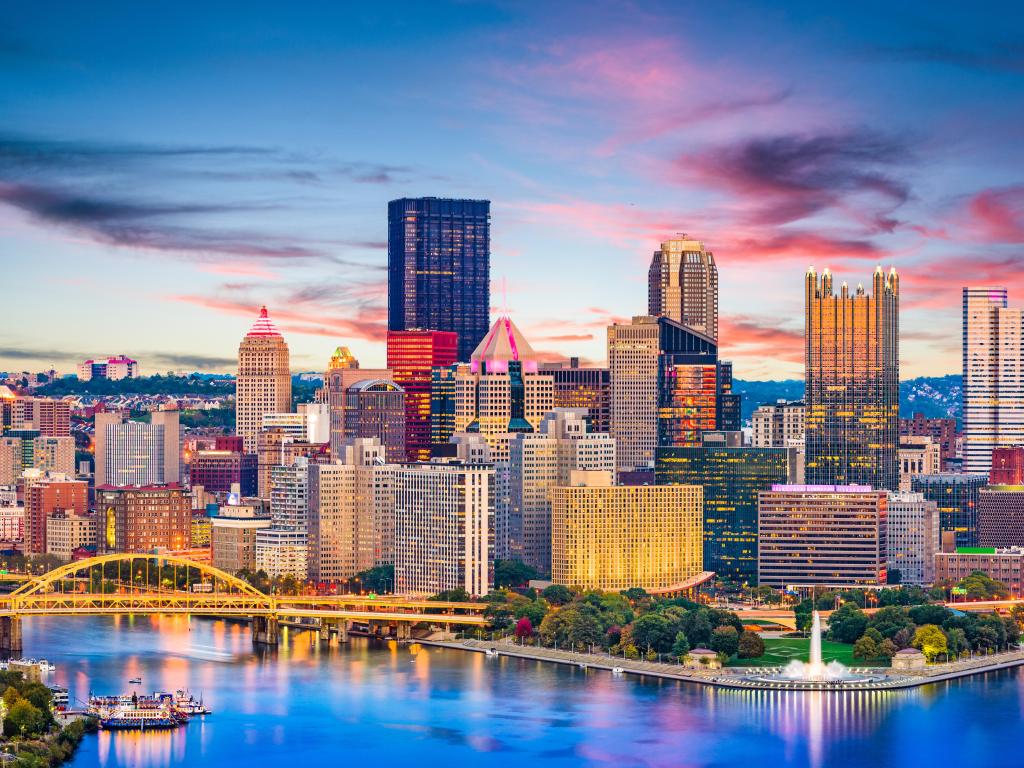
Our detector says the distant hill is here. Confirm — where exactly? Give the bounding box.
[735,375,962,426]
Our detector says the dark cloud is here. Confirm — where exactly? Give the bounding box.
[678,129,914,229]
[148,352,237,370]
[869,42,1024,75]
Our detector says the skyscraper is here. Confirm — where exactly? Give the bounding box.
[388,197,490,362]
[454,316,554,462]
[342,379,407,463]
[94,409,180,487]
[911,473,987,548]
[540,358,612,434]
[648,236,719,340]
[962,287,1024,474]
[805,266,899,490]
[237,307,291,453]
[386,329,458,461]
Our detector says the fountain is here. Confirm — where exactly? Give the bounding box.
[779,611,851,682]
[740,610,889,689]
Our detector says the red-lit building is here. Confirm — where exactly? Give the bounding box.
[24,476,88,554]
[190,450,257,496]
[386,330,458,461]
[96,485,191,553]
[215,436,245,453]
[991,446,1024,485]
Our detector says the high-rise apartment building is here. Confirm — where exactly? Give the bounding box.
[46,510,96,561]
[211,504,272,574]
[886,491,939,586]
[899,412,958,470]
[751,400,806,448]
[342,380,407,463]
[11,397,70,437]
[805,266,900,490]
[648,236,718,341]
[236,307,291,453]
[539,359,611,434]
[963,287,1024,474]
[0,435,75,484]
[325,361,392,459]
[392,460,493,597]
[550,470,703,591]
[24,472,87,555]
[307,438,391,583]
[911,473,987,548]
[758,485,888,588]
[190,449,258,496]
[94,408,179,487]
[501,409,616,571]
[255,458,310,578]
[656,434,795,585]
[77,355,138,381]
[386,329,458,461]
[96,485,190,553]
[454,316,554,462]
[387,197,490,362]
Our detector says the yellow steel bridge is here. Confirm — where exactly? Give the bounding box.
[0,553,488,653]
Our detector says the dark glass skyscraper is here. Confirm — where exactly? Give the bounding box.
[911,473,987,548]
[388,198,491,362]
[656,438,794,585]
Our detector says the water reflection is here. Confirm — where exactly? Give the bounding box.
[12,616,1024,768]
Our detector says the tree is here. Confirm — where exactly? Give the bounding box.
[681,610,712,647]
[632,613,675,654]
[738,630,765,659]
[542,584,573,606]
[4,699,46,738]
[494,560,542,589]
[514,617,533,639]
[710,626,740,658]
[912,624,948,661]
[853,635,879,660]
[946,627,968,658]
[879,638,898,659]
[957,571,1010,600]
[868,606,914,639]
[1005,616,1021,647]
[512,599,547,628]
[908,604,952,627]
[827,603,868,643]
[671,631,691,660]
[794,599,814,633]
[565,606,603,648]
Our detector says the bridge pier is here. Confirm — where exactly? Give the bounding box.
[0,616,22,656]
[318,620,331,643]
[251,616,280,646]
[395,623,411,642]
[338,620,348,643]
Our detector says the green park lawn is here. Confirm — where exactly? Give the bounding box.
[726,637,889,668]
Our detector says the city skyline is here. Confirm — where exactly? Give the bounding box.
[3,2,1024,379]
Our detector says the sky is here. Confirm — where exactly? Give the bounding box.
[2,1,1023,380]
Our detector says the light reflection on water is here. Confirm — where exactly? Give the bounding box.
[18,615,1023,768]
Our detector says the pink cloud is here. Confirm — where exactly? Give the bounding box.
[965,185,1024,243]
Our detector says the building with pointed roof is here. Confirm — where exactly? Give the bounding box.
[237,307,291,454]
[455,316,553,461]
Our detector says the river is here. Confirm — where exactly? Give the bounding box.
[17,615,1021,767]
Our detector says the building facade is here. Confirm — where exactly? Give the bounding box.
[550,471,703,591]
[540,359,611,434]
[805,267,899,491]
[935,546,1024,595]
[886,491,939,586]
[190,449,258,496]
[963,287,1024,475]
[898,435,941,491]
[77,356,138,381]
[211,504,272,574]
[991,446,1024,485]
[911,473,987,548]
[899,412,958,470]
[46,510,96,561]
[10,397,70,437]
[758,485,888,588]
[236,307,291,453]
[978,487,1024,548]
[454,316,554,462]
[24,473,87,555]
[342,379,407,464]
[751,400,806,448]
[97,485,191,553]
[647,236,718,341]
[387,197,490,362]
[392,461,493,597]
[255,459,310,578]
[95,409,180,487]
[386,329,458,461]
[656,437,795,585]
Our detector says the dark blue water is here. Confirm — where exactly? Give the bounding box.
[22,615,1021,767]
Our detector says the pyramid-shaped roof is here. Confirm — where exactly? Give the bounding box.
[245,306,283,338]
[470,316,539,373]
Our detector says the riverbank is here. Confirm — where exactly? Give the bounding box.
[420,638,1024,691]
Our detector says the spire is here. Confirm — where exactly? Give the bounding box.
[245,306,283,338]
[470,315,539,374]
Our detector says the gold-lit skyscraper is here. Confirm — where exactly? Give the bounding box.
[805,266,899,491]
[648,236,718,341]
[237,307,292,453]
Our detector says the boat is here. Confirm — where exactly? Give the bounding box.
[612,667,624,676]
[38,659,55,673]
[90,692,185,731]
[485,648,499,657]
[155,689,212,716]
[129,677,142,685]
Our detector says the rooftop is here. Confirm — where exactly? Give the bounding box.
[245,306,283,338]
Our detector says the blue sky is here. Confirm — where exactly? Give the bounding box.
[2,1,1023,378]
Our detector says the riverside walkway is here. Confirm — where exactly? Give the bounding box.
[422,638,1024,691]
